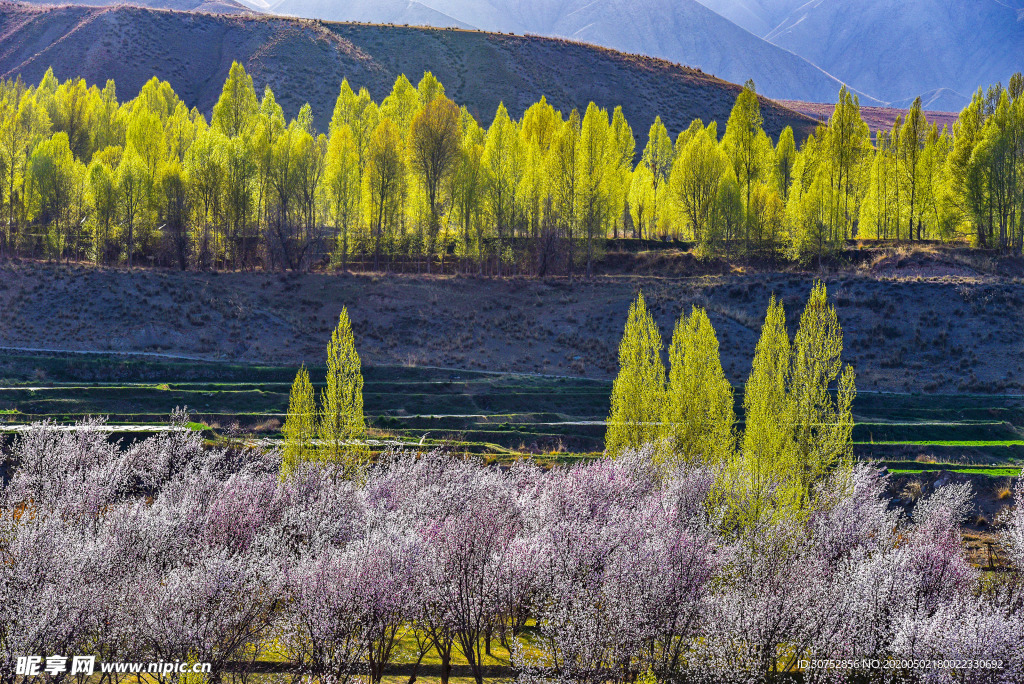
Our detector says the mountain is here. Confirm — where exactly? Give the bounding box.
[0,3,817,141]
[691,0,804,36]
[15,0,256,12]
[255,0,865,103]
[889,87,970,113]
[701,0,1023,110]
[247,0,473,28]
[777,100,960,137]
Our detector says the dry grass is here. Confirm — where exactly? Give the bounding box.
[252,418,282,434]
[901,480,924,503]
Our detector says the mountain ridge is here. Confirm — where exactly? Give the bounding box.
[696,0,1024,110]
[764,0,1024,109]
[0,2,818,141]
[247,0,867,103]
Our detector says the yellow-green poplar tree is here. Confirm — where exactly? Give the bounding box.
[628,166,655,239]
[606,292,665,457]
[115,147,148,270]
[641,116,674,236]
[577,102,610,276]
[325,125,360,271]
[661,306,735,466]
[281,365,315,476]
[482,103,524,275]
[899,97,928,241]
[774,126,797,200]
[87,159,116,264]
[317,307,367,475]
[722,82,765,237]
[608,106,635,239]
[789,281,855,505]
[732,295,793,525]
[548,110,581,270]
[365,119,404,270]
[409,96,461,270]
[211,61,259,138]
[669,128,729,248]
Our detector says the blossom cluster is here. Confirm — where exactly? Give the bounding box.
[2,417,1023,684]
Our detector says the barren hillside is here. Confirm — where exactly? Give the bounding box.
[261,0,862,104]
[0,2,817,138]
[13,0,254,12]
[3,251,1024,395]
[776,100,960,135]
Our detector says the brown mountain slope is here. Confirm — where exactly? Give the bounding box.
[11,0,254,12]
[777,100,960,136]
[0,2,817,139]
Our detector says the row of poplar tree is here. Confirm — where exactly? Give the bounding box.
[281,307,368,478]
[283,282,854,525]
[605,282,855,522]
[2,64,1023,273]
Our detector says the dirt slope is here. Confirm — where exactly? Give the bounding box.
[777,100,960,136]
[0,2,817,138]
[2,258,1023,394]
[13,0,254,12]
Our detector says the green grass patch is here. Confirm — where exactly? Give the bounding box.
[855,440,1024,447]
[6,351,1024,462]
[886,466,1020,477]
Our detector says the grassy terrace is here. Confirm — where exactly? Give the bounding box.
[0,352,1021,474]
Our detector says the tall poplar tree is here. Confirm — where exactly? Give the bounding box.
[947,90,989,246]
[482,103,524,275]
[549,110,581,271]
[732,295,792,525]
[661,306,734,466]
[774,126,797,200]
[211,61,259,138]
[282,365,316,476]
[325,125,360,270]
[606,292,665,457]
[826,87,870,239]
[317,307,367,475]
[87,159,116,264]
[899,97,928,240]
[788,282,855,505]
[628,166,655,239]
[669,127,728,249]
[116,148,148,270]
[365,119,404,270]
[577,102,610,276]
[409,96,461,270]
[723,81,768,248]
[641,117,673,237]
[608,106,635,239]
[29,131,81,262]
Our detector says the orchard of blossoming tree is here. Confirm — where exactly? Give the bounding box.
[2,64,1024,275]
[3,416,1024,683]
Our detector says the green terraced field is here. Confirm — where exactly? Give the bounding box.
[1,352,1023,469]
[884,466,1021,477]
[856,440,1024,447]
